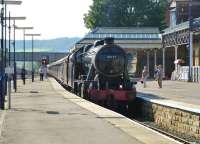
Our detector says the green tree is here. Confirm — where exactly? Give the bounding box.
[84,0,167,30]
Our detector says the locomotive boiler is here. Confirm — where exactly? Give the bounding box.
[48,38,136,112]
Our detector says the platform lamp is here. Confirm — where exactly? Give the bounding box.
[25,33,41,82]
[15,26,33,85]
[4,15,26,91]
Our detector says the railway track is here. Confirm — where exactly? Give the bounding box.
[130,118,193,144]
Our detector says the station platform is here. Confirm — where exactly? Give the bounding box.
[136,80,200,113]
[0,78,180,144]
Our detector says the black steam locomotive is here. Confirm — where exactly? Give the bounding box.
[48,38,136,111]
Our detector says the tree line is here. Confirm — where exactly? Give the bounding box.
[84,0,168,30]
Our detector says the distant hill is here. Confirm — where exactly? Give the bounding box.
[14,37,80,52]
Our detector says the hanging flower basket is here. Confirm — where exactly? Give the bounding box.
[174,59,185,64]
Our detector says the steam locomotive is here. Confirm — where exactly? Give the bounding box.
[48,38,136,112]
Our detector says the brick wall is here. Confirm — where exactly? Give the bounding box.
[138,99,200,139]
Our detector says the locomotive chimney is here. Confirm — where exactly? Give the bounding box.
[104,37,114,45]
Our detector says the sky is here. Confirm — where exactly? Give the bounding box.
[8,0,93,40]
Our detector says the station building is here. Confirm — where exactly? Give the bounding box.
[162,0,200,82]
[74,27,162,77]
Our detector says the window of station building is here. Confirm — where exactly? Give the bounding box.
[151,34,159,39]
[135,34,138,39]
[143,34,146,39]
[91,34,95,38]
[111,34,115,38]
[91,34,94,38]
[154,34,158,38]
[115,34,120,38]
[132,34,136,39]
[138,34,142,39]
[146,34,150,38]
[102,34,107,38]
[114,34,120,39]
[142,34,145,38]
[109,34,114,38]
[98,34,101,39]
[127,34,132,39]
[107,34,111,38]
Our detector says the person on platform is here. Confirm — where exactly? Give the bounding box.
[21,68,26,84]
[43,65,47,79]
[154,65,158,79]
[156,64,163,88]
[141,66,149,88]
[39,66,44,81]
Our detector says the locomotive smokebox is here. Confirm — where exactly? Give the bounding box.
[94,44,127,77]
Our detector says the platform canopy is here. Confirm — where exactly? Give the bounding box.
[74,27,162,51]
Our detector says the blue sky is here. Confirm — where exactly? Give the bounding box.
[7,0,93,40]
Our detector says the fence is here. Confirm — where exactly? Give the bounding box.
[172,66,200,82]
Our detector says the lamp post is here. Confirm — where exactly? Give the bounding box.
[0,0,5,109]
[15,26,33,85]
[25,33,41,82]
[4,15,26,92]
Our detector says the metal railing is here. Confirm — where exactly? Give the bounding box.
[172,66,200,82]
